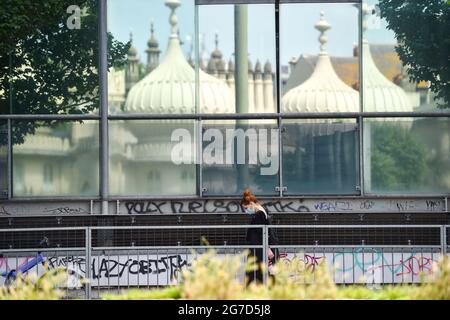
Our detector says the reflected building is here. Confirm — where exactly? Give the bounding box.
[281,12,360,194]
[9,1,449,197]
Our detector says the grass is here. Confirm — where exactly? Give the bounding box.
[1,252,449,300]
[98,251,450,300]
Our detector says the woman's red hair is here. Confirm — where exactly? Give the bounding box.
[240,189,258,206]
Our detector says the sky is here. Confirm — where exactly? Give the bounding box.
[107,0,397,67]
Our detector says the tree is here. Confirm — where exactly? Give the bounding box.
[370,122,428,192]
[378,0,450,108]
[0,0,130,143]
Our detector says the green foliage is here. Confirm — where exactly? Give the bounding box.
[0,0,129,143]
[0,267,69,300]
[370,121,428,192]
[102,287,181,300]
[378,0,450,108]
[100,252,450,300]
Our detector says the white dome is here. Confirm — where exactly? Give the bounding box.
[360,3,413,113]
[125,2,234,114]
[282,53,359,113]
[282,12,359,114]
[362,41,413,112]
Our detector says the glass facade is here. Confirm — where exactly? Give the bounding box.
[12,121,99,197]
[2,0,100,115]
[0,0,449,199]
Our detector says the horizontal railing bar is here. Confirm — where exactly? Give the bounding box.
[0,227,88,232]
[90,225,265,230]
[91,245,263,251]
[1,246,440,254]
[267,225,444,228]
[1,211,448,219]
[0,114,100,120]
[1,225,447,233]
[270,245,442,249]
[0,247,86,253]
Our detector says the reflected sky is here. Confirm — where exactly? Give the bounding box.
[108,0,396,67]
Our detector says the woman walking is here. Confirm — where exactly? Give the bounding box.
[241,189,279,285]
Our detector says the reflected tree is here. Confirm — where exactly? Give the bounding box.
[378,0,450,108]
[0,0,129,143]
[371,122,427,192]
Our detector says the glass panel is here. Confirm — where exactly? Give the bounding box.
[12,121,99,197]
[0,54,10,114]
[108,0,196,114]
[282,119,359,195]
[202,119,279,196]
[280,3,359,113]
[197,2,276,113]
[109,120,197,196]
[3,0,104,114]
[0,121,7,198]
[362,0,449,112]
[364,118,450,194]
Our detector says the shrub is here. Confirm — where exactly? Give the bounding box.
[0,267,68,300]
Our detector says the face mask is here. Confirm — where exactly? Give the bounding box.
[244,207,255,215]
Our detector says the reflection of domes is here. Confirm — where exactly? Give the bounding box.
[125,0,234,114]
[362,41,412,112]
[361,4,413,112]
[264,61,272,74]
[282,12,359,113]
[147,22,159,49]
[127,32,138,58]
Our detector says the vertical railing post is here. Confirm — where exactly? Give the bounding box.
[262,225,268,285]
[85,227,92,300]
[98,0,109,215]
[441,225,447,256]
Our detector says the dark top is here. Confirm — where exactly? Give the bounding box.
[246,210,268,245]
[246,209,280,262]
[246,210,279,246]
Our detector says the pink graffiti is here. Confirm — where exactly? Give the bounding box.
[368,256,436,277]
[276,253,323,272]
[0,257,33,274]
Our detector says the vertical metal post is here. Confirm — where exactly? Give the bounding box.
[357,1,365,196]
[99,0,109,215]
[275,2,283,196]
[194,5,203,197]
[262,225,268,285]
[235,4,250,192]
[441,225,447,256]
[235,4,249,115]
[85,227,92,299]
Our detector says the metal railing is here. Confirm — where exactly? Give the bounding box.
[0,224,449,299]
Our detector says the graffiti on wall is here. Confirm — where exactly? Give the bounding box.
[0,250,443,286]
[121,198,445,214]
[0,198,445,215]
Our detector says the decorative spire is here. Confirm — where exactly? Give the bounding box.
[315,11,331,54]
[215,31,219,50]
[127,31,138,59]
[165,0,180,37]
[264,60,272,74]
[361,3,375,43]
[211,31,223,60]
[147,21,159,49]
[255,60,262,74]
